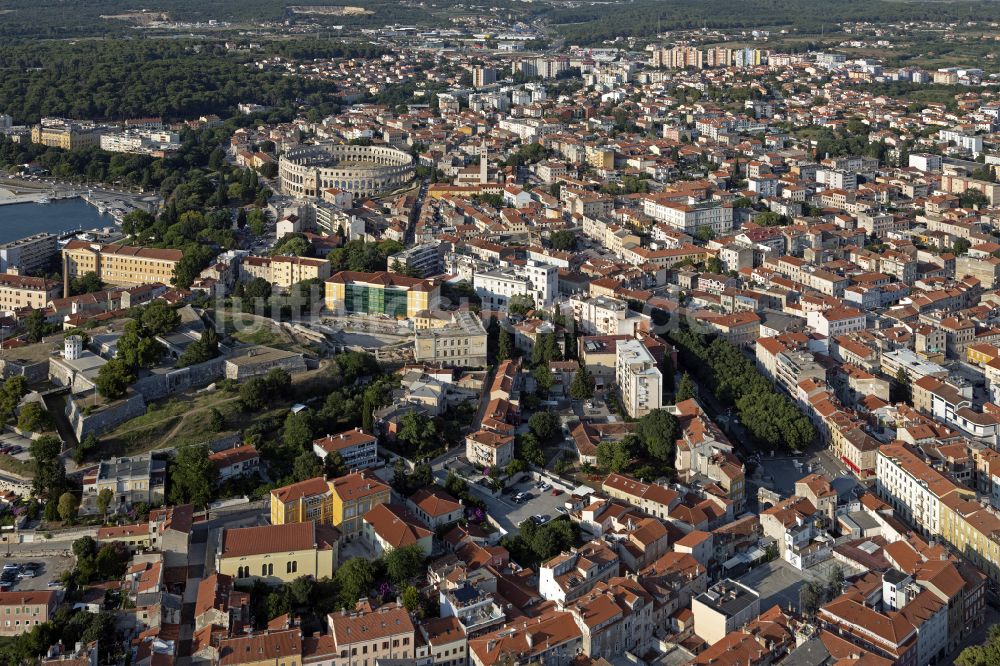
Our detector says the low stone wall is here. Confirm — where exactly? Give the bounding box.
[67,391,147,440]
[132,357,226,402]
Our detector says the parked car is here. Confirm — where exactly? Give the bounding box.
[7,446,22,455]
[551,489,562,496]
[540,483,552,491]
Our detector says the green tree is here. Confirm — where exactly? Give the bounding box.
[95,358,135,400]
[208,407,225,432]
[507,294,535,316]
[57,492,79,523]
[597,438,632,473]
[497,327,513,362]
[518,433,545,466]
[695,226,715,242]
[528,411,559,443]
[549,229,576,251]
[953,237,971,256]
[31,434,66,499]
[401,585,421,614]
[384,543,425,585]
[397,411,438,455]
[169,445,218,508]
[177,326,220,367]
[96,488,114,522]
[70,271,103,296]
[533,364,554,396]
[17,402,52,432]
[637,409,680,463]
[24,309,53,343]
[283,410,317,450]
[569,365,594,400]
[140,300,181,336]
[292,450,323,482]
[675,372,697,402]
[239,377,268,410]
[335,557,375,609]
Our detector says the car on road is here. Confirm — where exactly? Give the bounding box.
[556,506,567,514]
[17,570,34,579]
[540,483,551,491]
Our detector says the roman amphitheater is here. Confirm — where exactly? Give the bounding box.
[278,143,414,199]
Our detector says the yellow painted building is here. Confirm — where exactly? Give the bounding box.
[940,493,1000,584]
[31,123,103,150]
[270,476,335,526]
[270,471,391,540]
[62,240,183,287]
[217,521,338,585]
[0,274,60,311]
[967,343,1000,367]
[324,271,440,319]
[331,471,392,538]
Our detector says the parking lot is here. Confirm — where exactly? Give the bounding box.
[0,431,33,463]
[0,555,72,591]
[738,558,860,613]
[739,559,810,612]
[472,477,571,535]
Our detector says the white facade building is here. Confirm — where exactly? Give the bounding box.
[616,339,662,418]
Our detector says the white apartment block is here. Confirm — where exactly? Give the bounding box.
[908,153,942,172]
[569,295,649,337]
[806,307,866,337]
[641,197,733,235]
[875,443,961,537]
[616,339,662,418]
[938,129,983,156]
[816,169,857,191]
[473,260,558,308]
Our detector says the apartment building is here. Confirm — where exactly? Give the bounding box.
[362,503,433,557]
[465,429,515,468]
[569,296,650,337]
[538,542,620,604]
[473,260,558,308]
[691,579,760,645]
[876,442,972,537]
[642,197,733,235]
[241,255,332,288]
[325,271,440,319]
[806,307,866,337]
[388,241,446,278]
[217,521,338,585]
[413,311,488,367]
[0,233,57,275]
[312,428,379,470]
[0,274,60,311]
[327,606,416,666]
[81,454,166,514]
[602,472,679,519]
[0,591,58,636]
[62,241,183,287]
[616,339,662,417]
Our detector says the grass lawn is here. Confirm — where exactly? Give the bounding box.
[98,389,244,456]
[232,326,283,346]
[0,454,32,478]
